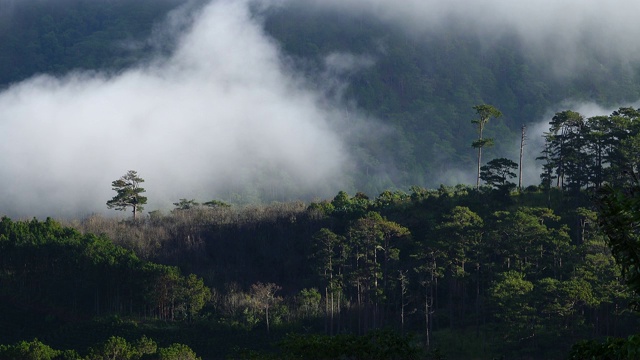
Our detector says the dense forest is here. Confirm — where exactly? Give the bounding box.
[1,106,640,358]
[4,0,640,359]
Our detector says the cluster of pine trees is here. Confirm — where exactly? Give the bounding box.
[0,216,210,322]
[539,108,640,191]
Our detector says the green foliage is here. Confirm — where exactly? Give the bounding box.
[472,105,503,127]
[307,200,335,218]
[173,199,200,210]
[435,206,483,278]
[0,339,61,360]
[183,274,212,322]
[490,270,534,318]
[536,278,597,324]
[373,190,411,209]
[2,179,632,359]
[296,288,322,318]
[330,191,370,219]
[539,108,640,192]
[87,336,136,360]
[134,336,157,358]
[157,343,201,360]
[266,330,423,360]
[0,336,199,360]
[569,335,640,360]
[472,104,503,188]
[0,183,635,359]
[348,212,409,303]
[202,199,231,208]
[487,207,571,277]
[0,216,210,323]
[480,157,518,191]
[595,129,640,303]
[106,170,148,219]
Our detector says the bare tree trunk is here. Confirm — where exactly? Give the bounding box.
[266,305,270,333]
[519,124,526,191]
[425,290,430,348]
[476,263,480,338]
[476,124,485,189]
[337,290,341,334]
[330,290,335,335]
[476,146,482,189]
[399,270,408,334]
[448,275,454,329]
[325,287,329,334]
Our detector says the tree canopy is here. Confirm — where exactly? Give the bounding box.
[471,104,502,189]
[106,170,147,219]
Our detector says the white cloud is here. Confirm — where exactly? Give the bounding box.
[324,53,375,75]
[0,0,352,218]
[4,0,640,217]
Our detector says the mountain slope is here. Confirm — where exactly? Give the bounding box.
[2,0,640,208]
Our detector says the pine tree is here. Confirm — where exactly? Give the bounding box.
[471,104,502,189]
[106,170,148,220]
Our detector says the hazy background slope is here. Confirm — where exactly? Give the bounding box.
[1,0,640,217]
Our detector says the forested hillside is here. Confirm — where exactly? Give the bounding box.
[3,0,640,195]
[1,104,639,358]
[4,1,640,359]
[1,180,637,358]
[0,0,185,84]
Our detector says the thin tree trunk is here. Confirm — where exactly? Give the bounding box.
[448,274,454,329]
[475,263,480,338]
[325,287,329,334]
[331,290,335,335]
[337,290,341,334]
[519,124,526,191]
[476,124,484,189]
[477,146,482,189]
[425,288,430,349]
[266,306,270,333]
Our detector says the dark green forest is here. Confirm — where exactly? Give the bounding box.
[5,0,640,359]
[0,0,185,84]
[2,106,640,358]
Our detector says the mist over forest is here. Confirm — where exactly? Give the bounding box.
[5,2,640,359]
[2,0,640,217]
